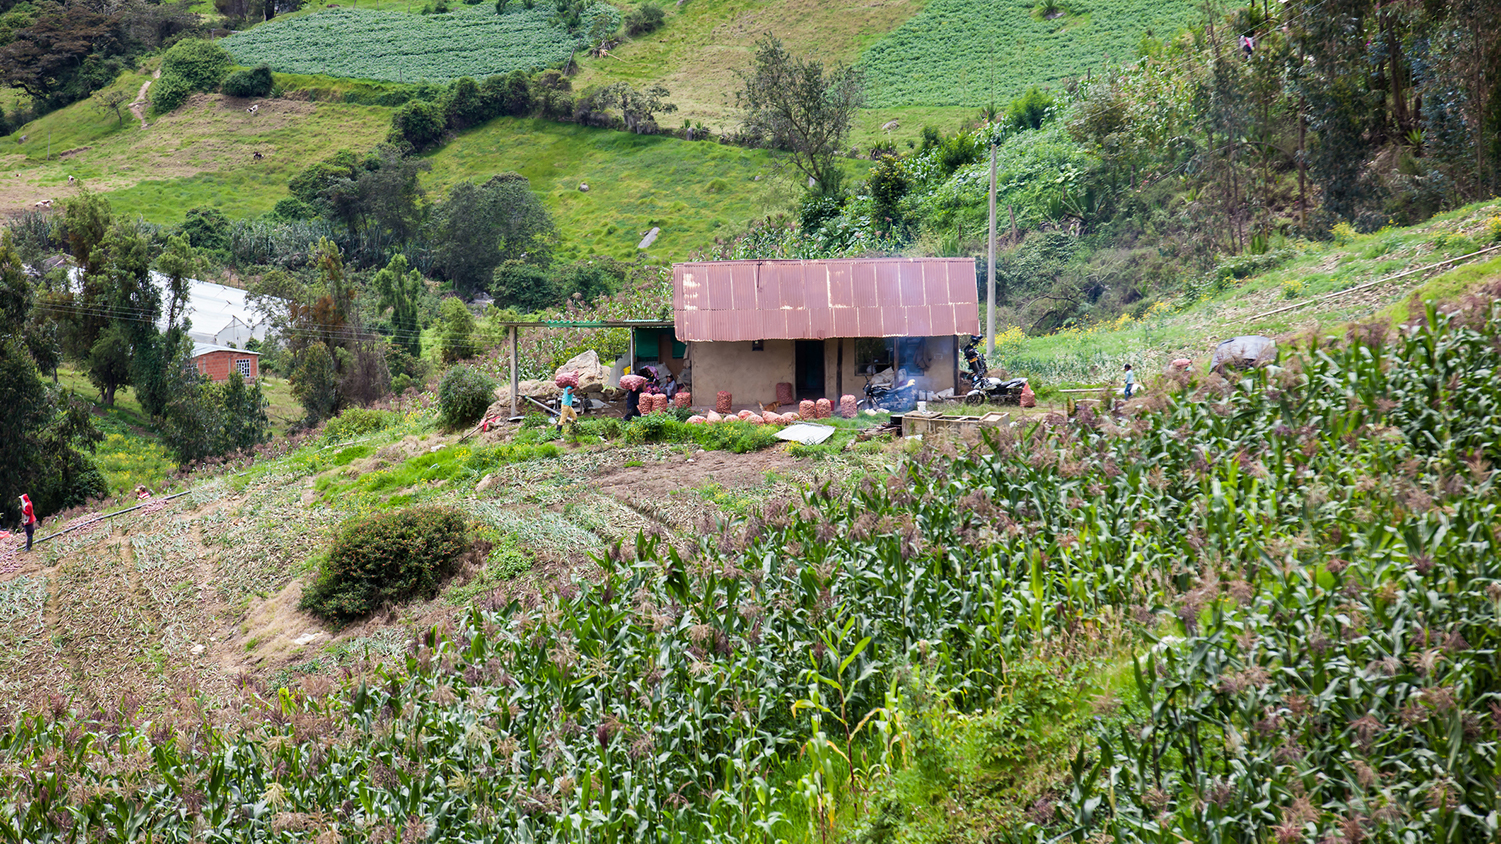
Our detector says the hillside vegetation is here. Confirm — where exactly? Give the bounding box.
[4,271,1501,842]
[222,4,618,84]
[859,0,1198,107]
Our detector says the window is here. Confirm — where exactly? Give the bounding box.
[237,359,252,378]
[854,337,893,371]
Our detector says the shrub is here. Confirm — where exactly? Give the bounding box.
[323,407,397,442]
[623,2,664,35]
[438,364,495,428]
[300,506,470,622]
[153,38,232,113]
[222,64,274,98]
[389,98,447,150]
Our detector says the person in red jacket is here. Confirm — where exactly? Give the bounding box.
[19,494,37,552]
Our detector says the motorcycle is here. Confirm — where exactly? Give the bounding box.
[961,335,1028,406]
[858,368,919,413]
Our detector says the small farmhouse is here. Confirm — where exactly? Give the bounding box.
[191,343,259,382]
[672,257,981,405]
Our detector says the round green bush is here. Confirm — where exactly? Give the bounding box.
[300,506,470,622]
[437,364,496,428]
[222,64,274,98]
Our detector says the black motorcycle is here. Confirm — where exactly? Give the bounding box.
[961,336,1027,406]
[858,369,919,413]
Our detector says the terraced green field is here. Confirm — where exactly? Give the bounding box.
[859,0,1199,106]
[222,3,617,84]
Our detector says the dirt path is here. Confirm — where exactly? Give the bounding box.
[127,70,159,129]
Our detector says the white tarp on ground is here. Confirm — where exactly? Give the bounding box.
[774,423,837,445]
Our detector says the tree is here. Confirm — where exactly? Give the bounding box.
[0,5,119,105]
[619,82,675,134]
[736,35,865,193]
[372,254,424,358]
[93,88,129,126]
[431,174,556,296]
[436,298,479,363]
[88,323,133,406]
[290,341,338,424]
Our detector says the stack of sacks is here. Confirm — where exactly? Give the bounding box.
[815,398,832,418]
[619,374,647,391]
[674,391,692,409]
[840,395,857,418]
[799,399,815,419]
[555,370,580,388]
[716,391,733,413]
[776,382,795,407]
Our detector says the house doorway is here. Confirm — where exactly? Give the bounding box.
[795,340,825,399]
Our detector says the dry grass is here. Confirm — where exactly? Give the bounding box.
[572,0,926,134]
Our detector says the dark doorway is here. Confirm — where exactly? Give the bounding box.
[795,340,826,399]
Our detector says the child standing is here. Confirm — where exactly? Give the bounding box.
[1123,364,1135,399]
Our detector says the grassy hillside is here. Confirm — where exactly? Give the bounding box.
[570,0,930,133]
[3,88,793,261]
[988,200,1501,385]
[3,91,391,219]
[425,117,796,261]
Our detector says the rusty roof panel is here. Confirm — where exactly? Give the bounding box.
[907,305,933,337]
[827,262,854,308]
[852,264,879,308]
[832,307,858,337]
[673,258,979,341]
[947,264,975,307]
[875,263,901,306]
[774,264,803,310]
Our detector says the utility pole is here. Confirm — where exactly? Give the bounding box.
[986,143,997,358]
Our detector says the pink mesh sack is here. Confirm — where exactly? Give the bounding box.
[619,374,647,391]
[839,395,857,418]
[716,392,733,413]
[815,398,832,418]
[776,382,795,407]
[674,391,691,408]
[799,400,815,419]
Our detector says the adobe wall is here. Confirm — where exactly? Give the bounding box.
[686,340,795,409]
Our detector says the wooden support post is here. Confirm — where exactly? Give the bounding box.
[836,338,844,397]
[952,335,960,393]
[509,325,519,418]
[628,329,636,374]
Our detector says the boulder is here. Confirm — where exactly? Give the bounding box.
[555,350,609,395]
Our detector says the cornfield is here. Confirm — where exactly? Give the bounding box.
[2,288,1500,842]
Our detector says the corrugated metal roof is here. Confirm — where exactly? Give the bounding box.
[672,258,980,341]
[192,342,259,357]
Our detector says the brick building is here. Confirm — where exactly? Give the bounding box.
[191,343,259,382]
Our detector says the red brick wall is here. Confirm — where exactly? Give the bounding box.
[193,351,259,382]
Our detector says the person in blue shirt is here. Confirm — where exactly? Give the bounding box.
[1123,364,1135,399]
[559,383,578,428]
